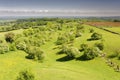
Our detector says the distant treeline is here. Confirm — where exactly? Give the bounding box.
[0,17,120,32]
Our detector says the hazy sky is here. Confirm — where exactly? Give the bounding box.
[0,0,120,16]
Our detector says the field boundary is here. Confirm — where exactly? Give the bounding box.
[88,24,120,36]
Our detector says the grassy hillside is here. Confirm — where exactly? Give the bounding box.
[0,23,120,80]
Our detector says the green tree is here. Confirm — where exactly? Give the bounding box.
[26,46,45,62]
[82,47,99,60]
[65,47,80,58]
[56,35,68,45]
[91,32,102,40]
[5,32,15,43]
[94,42,104,50]
[80,44,88,51]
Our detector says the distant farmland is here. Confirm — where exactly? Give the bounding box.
[87,22,120,27]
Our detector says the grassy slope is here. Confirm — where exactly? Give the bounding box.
[0,25,120,80]
[0,29,23,39]
[104,27,120,34]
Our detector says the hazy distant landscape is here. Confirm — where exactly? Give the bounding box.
[0,0,120,80]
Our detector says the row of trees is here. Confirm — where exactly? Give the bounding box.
[57,42,104,61]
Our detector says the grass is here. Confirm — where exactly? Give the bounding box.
[104,27,120,34]
[0,29,23,39]
[0,24,120,80]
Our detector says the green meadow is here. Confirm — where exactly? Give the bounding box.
[0,18,120,80]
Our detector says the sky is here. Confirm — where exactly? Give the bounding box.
[0,0,120,16]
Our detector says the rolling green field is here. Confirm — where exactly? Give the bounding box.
[104,27,120,34]
[0,22,120,80]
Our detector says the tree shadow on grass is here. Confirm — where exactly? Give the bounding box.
[56,56,74,62]
[87,38,98,41]
[56,51,64,55]
[25,55,34,60]
[107,55,117,59]
[87,38,93,41]
[76,55,90,61]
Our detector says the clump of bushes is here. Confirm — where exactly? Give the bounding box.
[23,28,34,37]
[90,32,102,40]
[9,43,17,51]
[5,32,15,43]
[16,42,27,51]
[0,43,9,54]
[56,31,76,45]
[0,39,3,43]
[65,47,80,58]
[68,31,75,42]
[75,31,82,38]
[16,70,35,80]
[94,42,104,50]
[56,35,68,45]
[25,46,45,62]
[89,28,94,33]
[80,43,88,51]
[76,25,84,30]
[81,47,99,60]
[59,45,80,59]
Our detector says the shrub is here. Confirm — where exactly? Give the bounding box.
[94,42,104,50]
[91,32,102,40]
[59,44,69,53]
[75,31,82,37]
[68,31,75,42]
[82,47,99,60]
[56,36,68,45]
[5,32,15,43]
[80,44,88,51]
[33,47,45,61]
[0,44,9,54]
[89,28,94,33]
[26,46,45,62]
[9,43,17,51]
[16,42,27,51]
[76,25,84,30]
[65,47,80,58]
[0,39,3,43]
[16,70,35,80]
[23,28,34,36]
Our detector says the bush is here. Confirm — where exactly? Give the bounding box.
[89,28,94,33]
[16,70,35,80]
[5,32,15,43]
[0,39,3,43]
[26,46,45,62]
[59,44,69,53]
[82,47,99,60]
[94,42,104,50]
[65,47,80,58]
[91,32,102,40]
[76,25,84,30]
[75,31,82,37]
[16,42,27,51]
[80,44,88,51]
[9,43,17,51]
[56,36,68,45]
[68,31,75,42]
[0,44,9,54]
[23,28,34,36]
